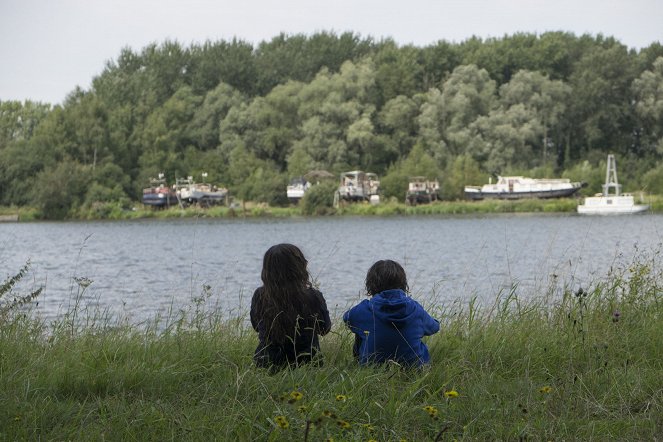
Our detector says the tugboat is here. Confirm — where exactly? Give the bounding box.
[142,173,178,208]
[577,154,649,215]
[335,170,380,205]
[406,177,440,205]
[464,176,584,200]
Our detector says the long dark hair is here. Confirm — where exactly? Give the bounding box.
[365,259,408,296]
[255,243,317,343]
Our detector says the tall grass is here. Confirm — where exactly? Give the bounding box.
[1,255,661,440]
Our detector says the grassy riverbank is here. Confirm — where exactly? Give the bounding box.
[5,194,663,221]
[2,257,661,441]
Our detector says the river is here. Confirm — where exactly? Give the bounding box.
[1,214,661,324]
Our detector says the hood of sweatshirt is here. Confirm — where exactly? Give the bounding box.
[369,289,416,324]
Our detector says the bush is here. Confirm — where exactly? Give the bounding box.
[300,181,337,215]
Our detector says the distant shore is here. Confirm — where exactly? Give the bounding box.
[2,195,661,221]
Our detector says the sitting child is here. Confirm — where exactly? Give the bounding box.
[250,243,331,370]
[343,259,439,366]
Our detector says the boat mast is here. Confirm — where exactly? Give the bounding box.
[603,154,621,197]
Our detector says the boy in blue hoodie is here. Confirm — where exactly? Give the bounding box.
[343,260,440,366]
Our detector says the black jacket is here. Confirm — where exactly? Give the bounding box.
[250,287,331,369]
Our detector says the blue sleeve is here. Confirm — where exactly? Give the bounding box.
[343,305,363,336]
[417,303,440,336]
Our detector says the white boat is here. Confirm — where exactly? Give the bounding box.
[465,176,584,200]
[336,170,380,204]
[577,155,649,215]
[286,177,310,203]
[175,173,228,206]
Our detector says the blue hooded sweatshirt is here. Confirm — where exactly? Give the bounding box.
[343,289,439,366]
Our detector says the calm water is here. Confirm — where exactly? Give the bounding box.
[1,214,662,323]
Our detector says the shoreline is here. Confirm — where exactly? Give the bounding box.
[5,195,661,222]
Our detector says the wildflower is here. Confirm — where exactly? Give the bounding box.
[539,386,553,394]
[297,405,308,413]
[444,389,459,398]
[335,394,347,402]
[289,390,304,403]
[274,415,289,429]
[612,310,621,322]
[362,423,376,432]
[422,405,438,417]
[336,419,351,429]
[74,276,93,288]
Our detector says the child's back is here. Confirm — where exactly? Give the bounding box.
[343,260,439,366]
[344,288,438,365]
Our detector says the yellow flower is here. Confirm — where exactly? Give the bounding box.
[335,394,347,402]
[336,419,351,429]
[297,405,308,413]
[289,390,304,402]
[274,415,289,429]
[539,386,553,394]
[444,389,459,398]
[422,405,438,417]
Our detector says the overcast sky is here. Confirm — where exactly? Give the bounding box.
[1,0,661,105]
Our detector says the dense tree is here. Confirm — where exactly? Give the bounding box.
[499,70,571,166]
[567,41,637,157]
[0,100,51,148]
[632,57,663,156]
[1,32,662,216]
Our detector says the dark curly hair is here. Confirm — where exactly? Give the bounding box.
[365,259,408,296]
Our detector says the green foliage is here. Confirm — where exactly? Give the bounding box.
[444,154,484,200]
[31,161,92,219]
[299,181,337,215]
[0,261,42,317]
[2,33,663,219]
[642,163,663,194]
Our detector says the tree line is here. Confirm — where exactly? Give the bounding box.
[1,31,663,218]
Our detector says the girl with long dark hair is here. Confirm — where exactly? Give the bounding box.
[250,243,331,369]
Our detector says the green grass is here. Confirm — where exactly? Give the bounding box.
[1,256,662,441]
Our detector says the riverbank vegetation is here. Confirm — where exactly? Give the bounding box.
[1,32,663,219]
[2,254,661,440]
[6,193,663,222]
